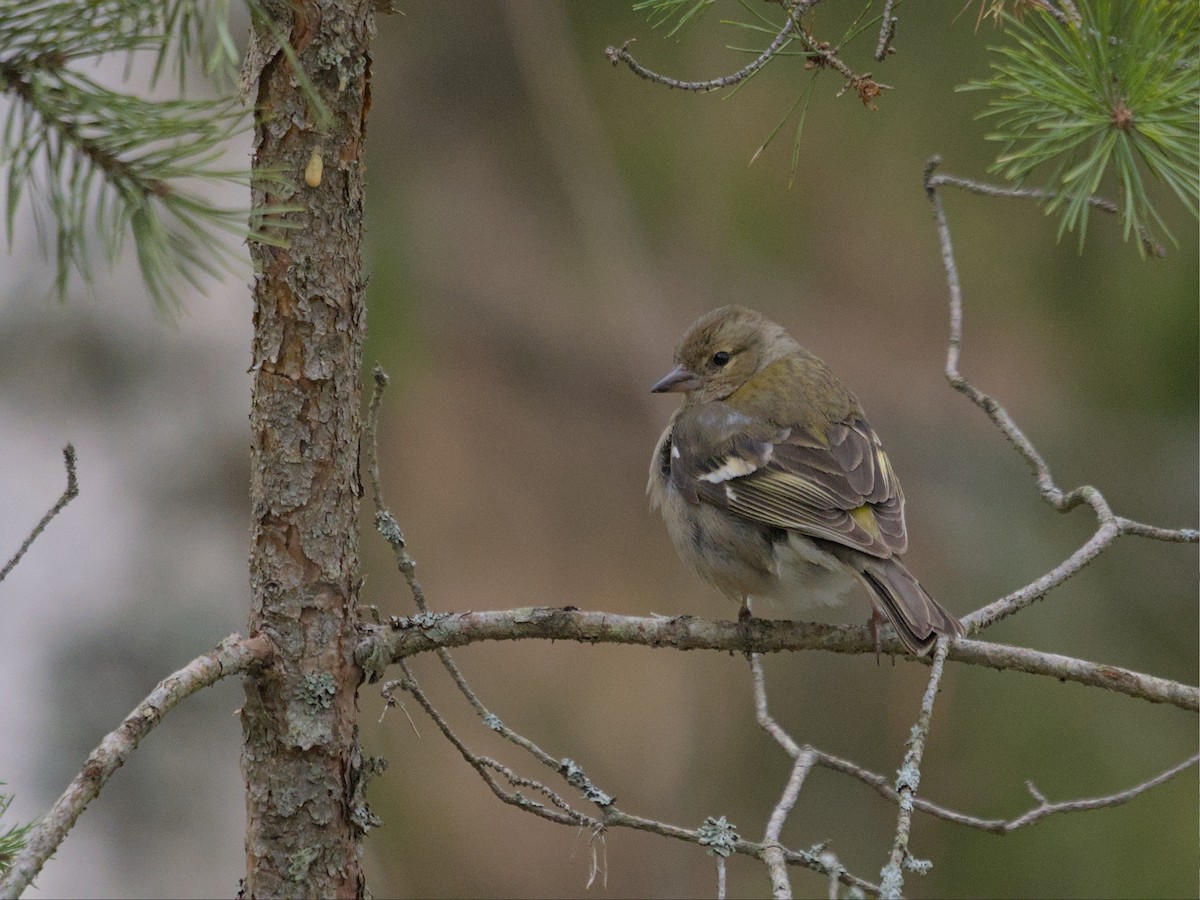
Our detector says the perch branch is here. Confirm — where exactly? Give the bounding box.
[359,610,1198,711]
[0,633,273,899]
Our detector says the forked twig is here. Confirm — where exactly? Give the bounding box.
[923,158,1196,636]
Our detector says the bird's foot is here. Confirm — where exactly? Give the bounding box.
[738,599,753,661]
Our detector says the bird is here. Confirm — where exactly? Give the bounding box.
[647,305,963,656]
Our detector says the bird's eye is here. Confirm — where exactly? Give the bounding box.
[712,351,731,367]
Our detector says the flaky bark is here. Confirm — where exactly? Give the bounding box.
[241,2,374,896]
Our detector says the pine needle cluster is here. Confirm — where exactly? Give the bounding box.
[0,1,281,308]
[965,0,1199,256]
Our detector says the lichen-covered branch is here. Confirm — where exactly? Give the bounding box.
[357,609,1198,712]
[879,639,949,898]
[0,634,272,900]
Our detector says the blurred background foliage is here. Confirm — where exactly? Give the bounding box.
[0,2,1196,898]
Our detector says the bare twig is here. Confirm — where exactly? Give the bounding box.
[604,2,807,93]
[603,0,891,107]
[788,7,891,108]
[926,166,1166,257]
[747,654,886,896]
[751,654,802,757]
[874,0,898,61]
[0,445,79,585]
[879,638,950,898]
[363,610,1199,711]
[0,633,273,899]
[756,740,1200,838]
[1001,754,1199,831]
[763,750,817,899]
[365,366,429,613]
[384,662,593,829]
[922,158,1196,635]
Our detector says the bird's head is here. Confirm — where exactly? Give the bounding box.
[651,305,797,403]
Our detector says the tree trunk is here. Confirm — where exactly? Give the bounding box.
[240,2,374,896]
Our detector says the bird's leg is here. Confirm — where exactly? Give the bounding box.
[869,607,884,665]
[738,596,753,661]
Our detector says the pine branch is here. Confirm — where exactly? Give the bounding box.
[0,0,286,308]
[961,0,1199,256]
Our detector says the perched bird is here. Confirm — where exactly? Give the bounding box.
[648,305,963,656]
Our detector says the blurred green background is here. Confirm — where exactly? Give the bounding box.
[0,2,1195,898]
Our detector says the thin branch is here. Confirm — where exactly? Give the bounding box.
[1001,754,1198,831]
[604,2,806,93]
[874,0,897,61]
[368,367,581,775]
[922,157,1197,634]
[793,28,890,109]
[0,445,78,584]
[600,0,886,102]
[748,654,887,896]
[751,653,802,757]
[384,662,592,829]
[752,740,1200,837]
[963,518,1116,633]
[601,806,881,896]
[879,639,949,898]
[813,747,1016,830]
[365,366,429,613]
[750,654,820,899]
[0,633,273,899]
[604,0,891,108]
[763,751,817,899]
[360,609,1199,711]
[926,166,1166,257]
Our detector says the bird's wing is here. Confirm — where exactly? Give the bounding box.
[669,404,907,558]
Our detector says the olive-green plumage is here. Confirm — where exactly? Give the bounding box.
[648,305,962,655]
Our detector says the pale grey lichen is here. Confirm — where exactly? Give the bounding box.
[286,846,320,882]
[879,861,904,899]
[561,759,614,807]
[904,854,933,875]
[697,815,739,858]
[299,672,337,711]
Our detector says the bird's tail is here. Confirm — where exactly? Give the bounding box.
[855,557,963,656]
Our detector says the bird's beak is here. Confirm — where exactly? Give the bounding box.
[651,364,702,393]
